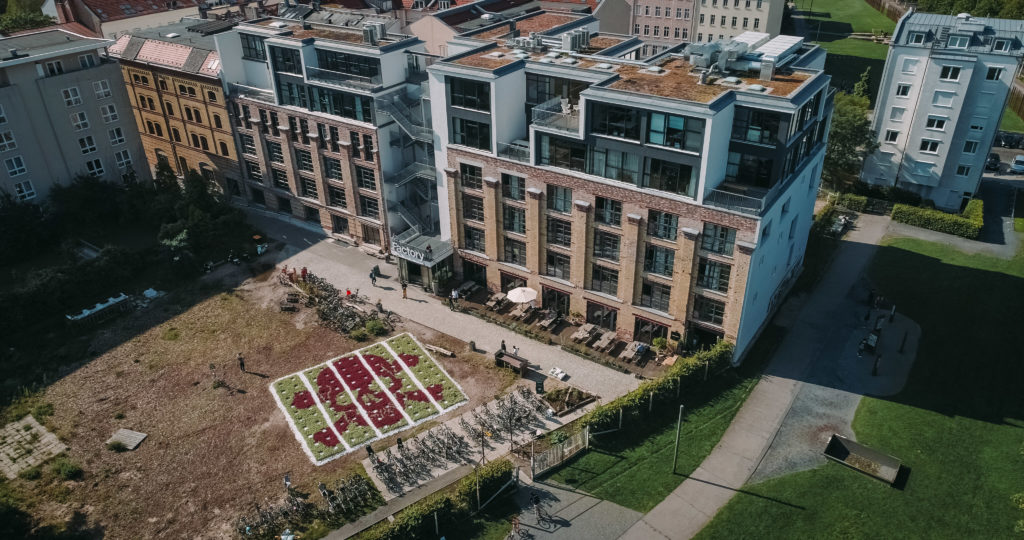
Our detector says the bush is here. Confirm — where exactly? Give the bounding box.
[107,441,128,453]
[50,456,83,481]
[350,328,369,341]
[652,337,668,351]
[17,466,41,480]
[365,319,387,336]
[31,403,54,419]
[850,181,922,206]
[891,202,983,239]
[836,193,867,212]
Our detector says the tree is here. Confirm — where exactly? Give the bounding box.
[0,11,54,34]
[823,92,878,190]
[853,67,871,100]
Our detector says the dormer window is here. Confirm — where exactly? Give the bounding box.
[948,35,969,49]
[994,39,1010,52]
[909,33,925,44]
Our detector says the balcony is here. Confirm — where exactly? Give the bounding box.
[497,141,531,163]
[704,186,767,216]
[230,83,275,104]
[532,98,580,133]
[306,67,382,92]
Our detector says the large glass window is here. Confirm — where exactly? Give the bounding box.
[461,163,483,190]
[295,149,313,172]
[693,296,725,325]
[502,173,525,200]
[701,223,736,256]
[359,195,380,219]
[546,251,571,279]
[591,103,641,140]
[464,226,486,252]
[356,166,376,190]
[644,244,675,276]
[639,281,671,312]
[503,204,525,234]
[590,264,619,296]
[270,46,302,74]
[307,85,374,122]
[316,49,380,78]
[547,218,572,247]
[732,107,781,145]
[449,77,490,111]
[648,112,704,152]
[547,185,573,213]
[726,152,774,188]
[503,238,527,265]
[324,157,342,180]
[595,197,621,226]
[648,210,678,241]
[539,134,586,172]
[586,301,618,331]
[643,158,695,197]
[267,141,284,163]
[697,258,731,292]
[328,186,346,208]
[589,147,641,184]
[463,194,484,221]
[300,177,318,199]
[241,34,266,61]
[452,117,491,151]
[594,230,620,261]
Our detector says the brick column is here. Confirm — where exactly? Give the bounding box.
[526,187,544,273]
[724,241,755,343]
[620,212,644,303]
[483,177,501,262]
[306,132,328,206]
[672,227,701,323]
[569,199,590,289]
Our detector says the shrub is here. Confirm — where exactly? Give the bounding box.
[836,193,867,212]
[212,379,227,389]
[350,328,369,341]
[50,456,83,481]
[113,412,125,420]
[652,337,668,351]
[891,202,983,239]
[31,403,54,419]
[107,441,128,453]
[17,466,41,480]
[365,319,387,336]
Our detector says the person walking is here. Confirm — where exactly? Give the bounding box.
[450,288,459,311]
[369,271,377,287]
[401,280,408,299]
[237,352,245,373]
[512,345,519,356]
[500,340,507,353]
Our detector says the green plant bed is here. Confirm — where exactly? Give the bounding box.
[386,334,466,409]
[301,366,374,447]
[273,374,345,461]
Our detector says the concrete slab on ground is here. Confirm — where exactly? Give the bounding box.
[0,415,66,479]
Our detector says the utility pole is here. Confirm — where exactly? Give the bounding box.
[672,405,685,473]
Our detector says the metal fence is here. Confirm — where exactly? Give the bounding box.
[529,424,589,477]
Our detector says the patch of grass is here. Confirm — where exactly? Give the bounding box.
[1015,189,1024,232]
[106,441,128,453]
[49,456,83,481]
[113,412,125,420]
[792,0,895,34]
[1001,108,1024,134]
[160,326,181,341]
[695,236,1024,539]
[16,466,41,480]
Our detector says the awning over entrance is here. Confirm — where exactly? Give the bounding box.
[389,226,452,269]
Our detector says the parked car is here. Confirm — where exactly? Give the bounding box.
[986,153,1001,171]
[1011,155,1024,174]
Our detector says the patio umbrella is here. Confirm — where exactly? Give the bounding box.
[506,287,539,304]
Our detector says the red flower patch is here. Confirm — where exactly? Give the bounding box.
[291,390,315,409]
[398,353,420,367]
[425,383,445,403]
[332,355,405,429]
[363,353,435,411]
[312,428,340,447]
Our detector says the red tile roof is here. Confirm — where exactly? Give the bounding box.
[81,0,200,23]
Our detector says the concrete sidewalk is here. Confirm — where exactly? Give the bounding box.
[619,214,892,540]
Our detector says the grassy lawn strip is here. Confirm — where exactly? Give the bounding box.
[1015,189,1024,232]
[361,344,441,422]
[694,237,1024,539]
[387,334,467,409]
[1002,108,1024,134]
[793,0,895,34]
[303,365,375,447]
[273,375,344,461]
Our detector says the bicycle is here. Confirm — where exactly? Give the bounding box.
[534,503,554,529]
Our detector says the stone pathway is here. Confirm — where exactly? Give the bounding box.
[514,480,643,540]
[0,415,66,479]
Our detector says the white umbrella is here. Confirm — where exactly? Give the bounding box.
[506,287,538,304]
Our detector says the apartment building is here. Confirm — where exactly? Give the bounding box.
[109,18,242,192]
[215,15,447,288]
[429,29,832,359]
[628,0,694,55]
[861,11,1024,211]
[693,0,782,43]
[0,28,148,202]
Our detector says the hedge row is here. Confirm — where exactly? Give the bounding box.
[359,459,514,540]
[891,200,983,239]
[578,341,734,428]
[836,193,867,213]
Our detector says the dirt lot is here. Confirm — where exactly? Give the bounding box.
[10,271,517,539]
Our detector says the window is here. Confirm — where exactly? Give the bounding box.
[901,58,919,74]
[644,244,675,276]
[634,24,640,34]
[590,264,619,296]
[503,204,526,234]
[594,230,620,260]
[114,150,131,169]
[296,149,314,172]
[909,32,925,44]
[592,103,641,140]
[214,114,223,129]
[586,301,617,331]
[300,177,318,199]
[207,90,217,103]
[885,130,899,143]
[653,27,660,37]
[362,134,374,161]
[240,134,257,155]
[697,258,731,292]
[699,14,704,24]
[328,186,347,208]
[753,18,759,29]
[675,28,681,38]
[547,218,572,247]
[78,54,96,68]
[644,25,650,36]
[547,185,572,213]
[589,147,641,184]
[947,35,969,49]
[101,104,118,123]
[939,66,961,81]
[85,158,104,177]
[451,117,491,151]
[595,197,622,226]
[324,157,342,180]
[0,104,6,124]
[178,85,196,97]
[13,180,34,200]
[93,80,111,99]
[932,91,954,107]
[0,131,15,152]
[5,156,26,176]
[78,136,96,154]
[546,251,570,279]
[732,17,737,27]
[655,6,660,16]
[639,281,671,312]
[693,296,725,325]
[356,166,376,190]
[994,39,1010,52]
[245,160,262,180]
[359,195,380,219]
[919,139,939,153]
[501,173,525,200]
[44,61,63,76]
[676,7,682,18]
[896,83,911,97]
[463,194,484,221]
[726,152,773,188]
[710,15,715,25]
[987,67,1004,81]
[62,87,82,107]
[743,17,749,28]
[449,77,490,111]
[648,210,678,241]
[503,238,527,265]
[963,140,979,154]
[926,116,946,130]
[271,168,289,190]
[890,107,905,122]
[464,226,485,252]
[648,112,704,152]
[956,165,971,176]
[701,223,736,255]
[70,111,88,130]
[267,142,284,163]
[460,163,482,190]
[789,217,797,240]
[270,46,302,74]
[732,107,780,145]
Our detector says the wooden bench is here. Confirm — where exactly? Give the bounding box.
[571,323,596,343]
[538,310,560,330]
[593,331,616,352]
[424,343,454,358]
[485,292,507,311]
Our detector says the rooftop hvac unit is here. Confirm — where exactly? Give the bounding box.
[561,32,573,50]
[363,24,378,45]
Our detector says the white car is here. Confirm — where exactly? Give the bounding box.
[1012,155,1024,174]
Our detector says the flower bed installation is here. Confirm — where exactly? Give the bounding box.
[270,333,467,465]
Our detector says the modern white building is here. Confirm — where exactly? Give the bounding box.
[693,0,783,44]
[862,11,1024,211]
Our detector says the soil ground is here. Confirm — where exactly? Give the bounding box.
[8,269,517,539]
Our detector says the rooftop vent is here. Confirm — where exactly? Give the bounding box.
[722,76,741,84]
[487,51,505,58]
[269,21,287,28]
[957,12,971,20]
[560,58,578,65]
[165,32,180,38]
[646,65,663,73]
[539,58,553,63]
[545,52,559,58]
[596,62,612,69]
[747,84,767,92]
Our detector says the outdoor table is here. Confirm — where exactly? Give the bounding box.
[594,331,615,352]
[486,292,506,310]
[571,323,596,342]
[538,310,560,330]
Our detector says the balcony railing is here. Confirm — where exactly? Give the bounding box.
[497,141,531,163]
[704,188,766,216]
[230,83,275,104]
[306,67,382,91]
[532,98,580,132]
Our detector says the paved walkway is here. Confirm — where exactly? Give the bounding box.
[514,480,643,540]
[620,214,892,540]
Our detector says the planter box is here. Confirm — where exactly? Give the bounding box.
[544,395,597,418]
[823,434,902,485]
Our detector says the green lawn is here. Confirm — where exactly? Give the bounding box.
[1002,108,1024,134]
[546,326,784,513]
[1015,189,1024,232]
[792,0,896,34]
[695,237,1024,539]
